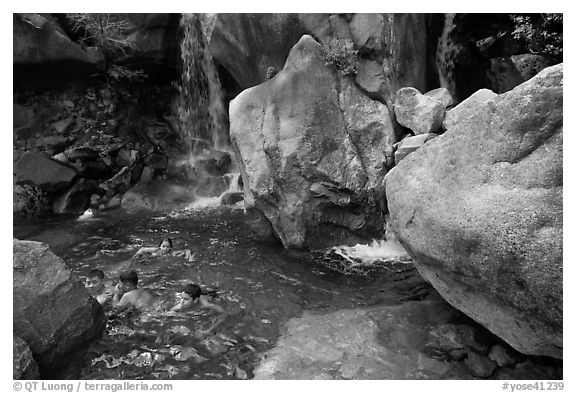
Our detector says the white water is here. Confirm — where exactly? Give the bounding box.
[330,237,411,266]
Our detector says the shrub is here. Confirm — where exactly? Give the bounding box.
[320,38,359,76]
[510,13,563,59]
[66,13,136,57]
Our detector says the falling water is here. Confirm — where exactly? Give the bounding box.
[176,13,228,153]
[174,13,241,204]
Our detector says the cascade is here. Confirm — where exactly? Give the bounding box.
[174,13,241,205]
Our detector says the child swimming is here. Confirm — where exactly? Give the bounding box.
[112,270,157,312]
[132,237,195,262]
[85,268,114,305]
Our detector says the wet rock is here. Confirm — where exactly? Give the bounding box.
[66,147,100,161]
[393,133,439,165]
[14,151,77,191]
[394,87,446,135]
[121,180,195,212]
[144,152,168,169]
[52,178,98,214]
[13,183,51,219]
[488,344,520,368]
[195,175,230,197]
[99,166,132,195]
[139,166,155,181]
[385,65,563,358]
[230,35,394,249]
[220,192,244,206]
[13,239,105,376]
[464,350,496,378]
[41,135,73,155]
[115,148,140,167]
[254,298,486,380]
[52,117,74,133]
[494,359,562,380]
[442,88,497,131]
[193,150,233,177]
[13,335,39,380]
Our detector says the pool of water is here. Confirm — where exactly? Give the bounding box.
[13,206,432,380]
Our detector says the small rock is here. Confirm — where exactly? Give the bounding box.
[424,87,453,108]
[393,133,438,165]
[140,166,155,181]
[66,147,100,161]
[464,350,496,378]
[52,118,74,133]
[488,344,520,367]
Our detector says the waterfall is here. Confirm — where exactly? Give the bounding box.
[176,13,228,153]
[174,13,242,206]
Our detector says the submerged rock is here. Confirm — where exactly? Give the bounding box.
[254,297,504,379]
[230,35,395,249]
[385,64,563,358]
[13,239,105,376]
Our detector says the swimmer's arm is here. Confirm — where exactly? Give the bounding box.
[200,297,225,314]
[170,301,183,312]
[112,284,131,308]
[132,247,158,259]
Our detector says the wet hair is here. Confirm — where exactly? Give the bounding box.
[119,270,138,286]
[158,238,173,248]
[182,284,202,299]
[87,269,105,280]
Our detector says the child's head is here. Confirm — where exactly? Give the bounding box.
[182,284,202,300]
[119,270,138,291]
[158,238,173,254]
[85,269,105,296]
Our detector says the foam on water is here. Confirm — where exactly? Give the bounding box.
[330,238,411,266]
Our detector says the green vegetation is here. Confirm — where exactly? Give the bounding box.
[320,38,359,76]
[510,13,563,60]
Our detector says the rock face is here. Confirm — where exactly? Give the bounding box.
[230,35,396,249]
[210,13,438,97]
[13,14,104,86]
[385,64,563,358]
[13,239,106,375]
[13,335,39,380]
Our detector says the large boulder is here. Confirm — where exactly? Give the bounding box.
[14,151,77,191]
[230,35,396,249]
[13,239,106,375]
[385,64,563,358]
[13,335,39,380]
[13,14,104,86]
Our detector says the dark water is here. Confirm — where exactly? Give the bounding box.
[13,206,431,380]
